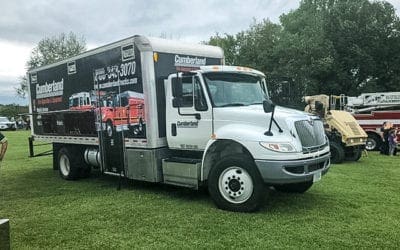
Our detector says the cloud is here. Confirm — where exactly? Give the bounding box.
[0,78,27,105]
[0,40,32,77]
[0,0,301,106]
[0,0,399,105]
[0,0,300,45]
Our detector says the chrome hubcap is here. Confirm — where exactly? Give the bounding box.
[365,138,376,150]
[218,166,253,204]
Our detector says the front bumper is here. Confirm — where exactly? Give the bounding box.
[255,152,330,184]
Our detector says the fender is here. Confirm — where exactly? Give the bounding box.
[200,123,276,181]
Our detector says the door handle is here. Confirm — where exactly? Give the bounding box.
[171,123,177,136]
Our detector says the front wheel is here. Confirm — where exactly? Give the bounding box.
[208,154,265,212]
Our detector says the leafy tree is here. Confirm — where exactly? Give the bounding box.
[323,0,400,94]
[208,33,239,65]
[279,0,400,96]
[208,20,281,69]
[16,32,86,98]
[206,0,400,108]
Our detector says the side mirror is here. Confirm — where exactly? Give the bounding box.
[263,99,275,113]
[172,77,183,98]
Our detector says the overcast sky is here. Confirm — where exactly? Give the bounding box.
[1,0,399,105]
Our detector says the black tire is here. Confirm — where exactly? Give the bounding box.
[58,147,81,180]
[274,181,313,193]
[80,165,91,178]
[330,141,345,164]
[208,154,265,212]
[365,133,382,151]
[345,146,362,162]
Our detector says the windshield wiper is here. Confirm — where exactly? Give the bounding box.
[219,103,246,107]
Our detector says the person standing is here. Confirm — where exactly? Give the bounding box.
[381,122,392,155]
[388,129,398,156]
[0,132,8,168]
[25,116,31,130]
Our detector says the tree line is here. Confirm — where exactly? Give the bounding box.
[0,104,28,120]
[207,0,400,108]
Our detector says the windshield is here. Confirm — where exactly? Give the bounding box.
[203,72,268,107]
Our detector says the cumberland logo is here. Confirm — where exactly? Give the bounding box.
[177,121,199,128]
[36,79,64,99]
[174,55,206,67]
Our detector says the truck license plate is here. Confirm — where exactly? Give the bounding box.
[313,171,322,183]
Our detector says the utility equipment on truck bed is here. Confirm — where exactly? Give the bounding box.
[304,95,367,164]
[28,35,330,212]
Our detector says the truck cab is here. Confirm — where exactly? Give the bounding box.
[164,66,330,211]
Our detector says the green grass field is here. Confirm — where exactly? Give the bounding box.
[1,131,399,249]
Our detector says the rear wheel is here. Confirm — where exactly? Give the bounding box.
[365,134,382,151]
[274,181,313,193]
[58,147,80,180]
[208,154,265,212]
[330,141,345,164]
[80,165,91,178]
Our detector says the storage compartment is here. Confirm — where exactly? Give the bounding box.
[162,159,201,189]
[126,148,168,182]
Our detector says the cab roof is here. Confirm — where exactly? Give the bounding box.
[198,65,265,77]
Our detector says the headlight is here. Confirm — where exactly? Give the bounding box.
[102,113,106,120]
[260,142,296,152]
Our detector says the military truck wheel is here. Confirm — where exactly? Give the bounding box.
[345,146,362,162]
[330,141,345,164]
[208,154,265,212]
[365,134,381,151]
[58,147,80,180]
[274,181,313,193]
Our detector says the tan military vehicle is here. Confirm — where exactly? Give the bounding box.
[304,95,368,163]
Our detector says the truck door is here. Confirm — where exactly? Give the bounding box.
[166,74,212,151]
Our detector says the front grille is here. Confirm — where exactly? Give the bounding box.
[345,121,362,136]
[295,119,326,151]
